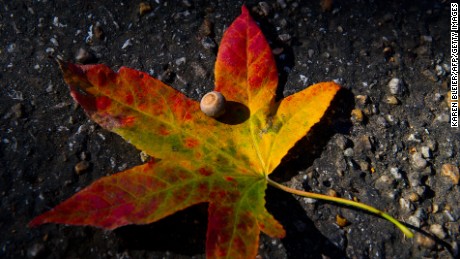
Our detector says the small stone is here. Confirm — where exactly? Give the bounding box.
[121,39,132,49]
[358,160,370,172]
[75,160,90,175]
[408,192,420,202]
[415,234,436,249]
[408,215,421,228]
[351,109,364,123]
[354,135,373,153]
[139,2,152,16]
[429,224,446,239]
[258,2,271,16]
[278,33,291,42]
[407,133,422,143]
[441,164,459,185]
[75,48,94,64]
[50,37,59,47]
[201,36,216,50]
[385,95,400,105]
[175,57,186,66]
[336,214,349,227]
[140,151,150,163]
[388,78,402,95]
[399,197,412,211]
[327,189,338,197]
[435,64,446,77]
[411,152,427,170]
[343,147,354,157]
[390,167,402,179]
[355,95,369,106]
[421,146,432,159]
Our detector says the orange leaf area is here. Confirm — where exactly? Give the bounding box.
[30,5,340,258]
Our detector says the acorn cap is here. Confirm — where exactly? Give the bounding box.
[200,91,226,118]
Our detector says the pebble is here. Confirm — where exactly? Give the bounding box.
[257,2,271,17]
[327,189,338,197]
[343,147,354,157]
[407,215,421,228]
[121,39,132,49]
[355,95,369,106]
[139,151,150,163]
[429,224,446,239]
[421,146,432,159]
[351,109,364,123]
[278,33,291,42]
[139,2,152,16]
[385,95,400,105]
[358,160,370,172]
[50,37,59,47]
[75,48,94,64]
[411,152,427,170]
[354,135,373,153]
[441,164,459,185]
[175,57,186,66]
[408,172,422,187]
[388,78,402,95]
[201,36,216,50]
[415,234,436,249]
[399,197,413,211]
[75,160,90,175]
[389,167,402,179]
[408,192,420,202]
[336,214,349,227]
[407,133,422,143]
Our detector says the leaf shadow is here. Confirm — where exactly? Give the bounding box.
[115,203,208,256]
[267,88,355,258]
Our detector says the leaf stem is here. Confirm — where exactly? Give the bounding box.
[267,178,413,238]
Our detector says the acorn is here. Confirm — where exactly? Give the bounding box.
[200,91,226,118]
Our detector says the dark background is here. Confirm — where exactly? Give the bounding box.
[1,0,458,258]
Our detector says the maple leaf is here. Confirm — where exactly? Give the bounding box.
[30,6,341,257]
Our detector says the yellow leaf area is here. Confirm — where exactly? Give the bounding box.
[30,5,340,259]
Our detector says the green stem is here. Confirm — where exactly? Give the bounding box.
[267,178,413,238]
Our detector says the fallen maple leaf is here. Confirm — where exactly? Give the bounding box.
[30,5,412,258]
